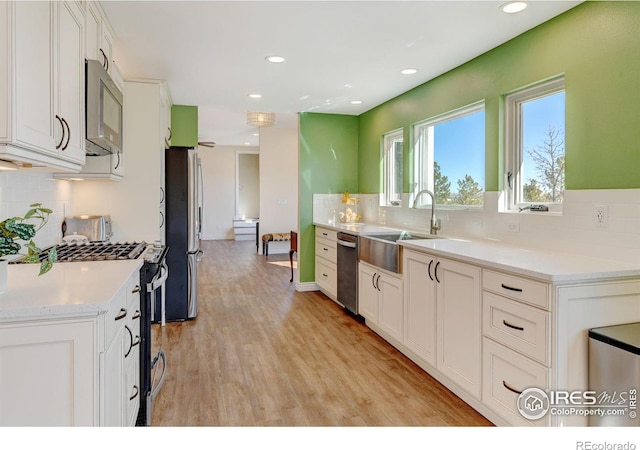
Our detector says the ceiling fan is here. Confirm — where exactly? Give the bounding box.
[198,141,216,148]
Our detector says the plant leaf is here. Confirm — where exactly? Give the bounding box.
[5,221,36,240]
[48,246,58,263]
[39,259,53,276]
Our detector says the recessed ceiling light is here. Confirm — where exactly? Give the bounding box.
[248,93,262,99]
[350,100,363,105]
[501,1,527,14]
[253,132,259,137]
[244,142,251,145]
[344,84,353,89]
[400,68,418,75]
[266,55,286,63]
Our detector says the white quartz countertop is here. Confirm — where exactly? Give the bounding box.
[399,237,640,283]
[314,221,414,235]
[0,260,143,321]
[315,221,640,283]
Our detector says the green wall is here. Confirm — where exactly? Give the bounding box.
[299,113,359,282]
[359,1,640,193]
[171,105,198,147]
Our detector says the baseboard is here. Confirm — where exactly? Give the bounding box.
[201,234,233,240]
[295,282,319,292]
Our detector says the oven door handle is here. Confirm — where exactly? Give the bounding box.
[147,264,169,292]
[148,263,169,323]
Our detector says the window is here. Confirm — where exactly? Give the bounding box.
[382,129,403,206]
[505,77,565,211]
[413,102,485,208]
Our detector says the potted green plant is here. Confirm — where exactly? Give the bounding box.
[0,203,58,286]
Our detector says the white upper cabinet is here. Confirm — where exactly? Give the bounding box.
[0,0,85,171]
[86,1,113,74]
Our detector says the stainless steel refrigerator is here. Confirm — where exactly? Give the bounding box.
[163,146,203,321]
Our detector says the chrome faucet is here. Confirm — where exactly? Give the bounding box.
[412,189,441,235]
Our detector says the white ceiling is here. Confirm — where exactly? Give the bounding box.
[101,0,582,147]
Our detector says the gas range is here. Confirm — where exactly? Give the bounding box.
[9,241,166,265]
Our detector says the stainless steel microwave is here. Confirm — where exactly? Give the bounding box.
[85,59,123,156]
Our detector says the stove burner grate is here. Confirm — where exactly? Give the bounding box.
[9,241,148,264]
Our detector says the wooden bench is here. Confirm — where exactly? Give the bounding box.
[261,232,291,256]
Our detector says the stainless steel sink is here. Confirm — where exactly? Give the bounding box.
[358,231,441,273]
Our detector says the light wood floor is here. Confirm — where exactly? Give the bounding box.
[151,239,493,426]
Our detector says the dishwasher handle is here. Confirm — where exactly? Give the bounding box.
[337,239,357,249]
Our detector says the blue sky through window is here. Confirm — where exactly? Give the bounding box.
[433,110,485,191]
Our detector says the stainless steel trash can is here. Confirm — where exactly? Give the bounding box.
[588,322,639,426]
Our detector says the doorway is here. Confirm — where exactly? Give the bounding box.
[236,150,259,219]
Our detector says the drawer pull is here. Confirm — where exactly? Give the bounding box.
[132,285,141,294]
[322,273,328,277]
[322,232,328,236]
[427,260,434,281]
[502,381,523,395]
[114,308,127,321]
[500,283,523,293]
[132,310,141,320]
[130,385,139,401]
[502,320,524,331]
[323,247,328,251]
[434,261,440,283]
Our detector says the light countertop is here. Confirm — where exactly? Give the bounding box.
[0,260,143,321]
[315,221,640,283]
[400,237,640,283]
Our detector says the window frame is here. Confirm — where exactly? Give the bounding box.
[381,128,404,207]
[504,76,565,213]
[412,100,485,209]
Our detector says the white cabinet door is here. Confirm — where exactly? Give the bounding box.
[0,319,97,426]
[55,0,85,164]
[13,1,56,153]
[436,257,482,399]
[103,322,126,426]
[358,262,379,324]
[403,249,437,367]
[85,1,101,62]
[378,271,403,342]
[101,19,114,74]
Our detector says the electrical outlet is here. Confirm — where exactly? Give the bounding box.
[595,204,609,228]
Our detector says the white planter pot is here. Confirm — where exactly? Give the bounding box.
[0,259,7,294]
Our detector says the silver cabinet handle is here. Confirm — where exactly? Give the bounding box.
[132,285,141,294]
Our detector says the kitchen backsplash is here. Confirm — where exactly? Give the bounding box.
[313,189,640,264]
[0,172,72,250]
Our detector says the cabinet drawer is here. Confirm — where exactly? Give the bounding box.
[316,238,337,263]
[315,226,337,242]
[482,338,549,426]
[483,292,550,365]
[483,270,549,310]
[315,257,337,298]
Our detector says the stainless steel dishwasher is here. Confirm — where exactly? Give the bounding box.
[336,232,358,315]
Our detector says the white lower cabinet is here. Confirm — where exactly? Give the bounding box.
[401,249,482,398]
[0,319,96,426]
[358,261,403,342]
[435,257,482,400]
[315,226,338,301]
[403,250,437,367]
[482,338,549,426]
[0,270,141,426]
